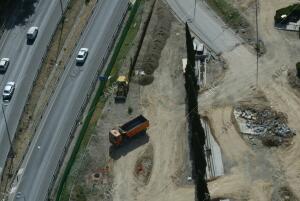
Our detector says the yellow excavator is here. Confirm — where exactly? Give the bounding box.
[115,76,129,103]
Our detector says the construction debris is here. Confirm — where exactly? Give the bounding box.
[182,38,211,88]
[234,105,296,146]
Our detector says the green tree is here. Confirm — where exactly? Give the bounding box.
[185,23,198,90]
[296,62,300,78]
[185,23,210,201]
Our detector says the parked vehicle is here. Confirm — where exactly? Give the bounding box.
[76,48,88,64]
[109,115,149,146]
[0,58,9,73]
[3,82,15,102]
[115,76,129,103]
[27,26,38,42]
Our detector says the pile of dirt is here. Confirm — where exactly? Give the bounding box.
[133,0,174,85]
[134,144,153,185]
[272,186,299,201]
[234,104,296,146]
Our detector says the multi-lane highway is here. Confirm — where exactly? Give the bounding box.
[166,0,239,53]
[8,0,128,200]
[0,0,70,177]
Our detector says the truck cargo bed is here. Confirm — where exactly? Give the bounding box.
[120,115,149,133]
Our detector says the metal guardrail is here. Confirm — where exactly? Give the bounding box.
[8,0,110,191]
[6,0,72,194]
[9,2,125,200]
[55,1,139,200]
[48,2,130,201]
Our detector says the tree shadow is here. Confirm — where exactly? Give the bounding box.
[109,133,150,160]
[1,0,39,30]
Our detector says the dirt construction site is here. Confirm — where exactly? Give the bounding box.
[58,0,300,201]
[63,1,194,201]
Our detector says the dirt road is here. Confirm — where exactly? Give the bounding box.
[113,3,195,200]
[60,1,300,200]
[199,0,300,200]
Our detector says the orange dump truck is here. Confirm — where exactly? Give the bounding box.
[109,115,149,146]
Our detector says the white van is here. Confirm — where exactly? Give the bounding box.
[27,26,38,41]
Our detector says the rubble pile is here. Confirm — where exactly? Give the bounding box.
[235,105,296,140]
[134,145,153,185]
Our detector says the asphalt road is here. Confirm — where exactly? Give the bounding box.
[8,0,128,200]
[166,0,240,53]
[0,0,69,177]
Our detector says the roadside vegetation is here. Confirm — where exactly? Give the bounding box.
[206,0,259,49]
[0,0,97,198]
[0,0,37,31]
[297,62,300,78]
[185,23,209,200]
[206,0,248,30]
[56,2,144,200]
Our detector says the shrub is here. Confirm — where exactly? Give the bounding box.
[262,136,282,147]
[296,62,300,78]
[128,106,133,114]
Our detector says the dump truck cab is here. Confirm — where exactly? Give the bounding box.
[109,115,149,146]
[115,76,129,103]
[109,129,123,146]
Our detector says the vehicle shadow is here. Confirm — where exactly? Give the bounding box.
[26,39,34,45]
[109,133,150,160]
[2,0,38,30]
[76,62,84,67]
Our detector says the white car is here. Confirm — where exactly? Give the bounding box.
[27,26,38,41]
[76,48,88,64]
[0,58,9,73]
[3,82,15,102]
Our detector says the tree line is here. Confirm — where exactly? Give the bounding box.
[185,23,210,201]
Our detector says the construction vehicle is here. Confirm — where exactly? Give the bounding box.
[109,115,149,146]
[115,76,129,103]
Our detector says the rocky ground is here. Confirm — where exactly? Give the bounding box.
[200,0,300,200]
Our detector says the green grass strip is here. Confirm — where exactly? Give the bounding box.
[55,1,141,200]
[207,0,245,29]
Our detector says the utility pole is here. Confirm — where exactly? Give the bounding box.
[2,105,14,157]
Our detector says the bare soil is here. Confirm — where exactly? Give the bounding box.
[113,2,194,201]
[200,0,300,200]
[133,0,173,85]
[58,1,156,201]
[207,0,257,47]
[134,144,153,185]
[67,1,195,201]
[36,0,300,201]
